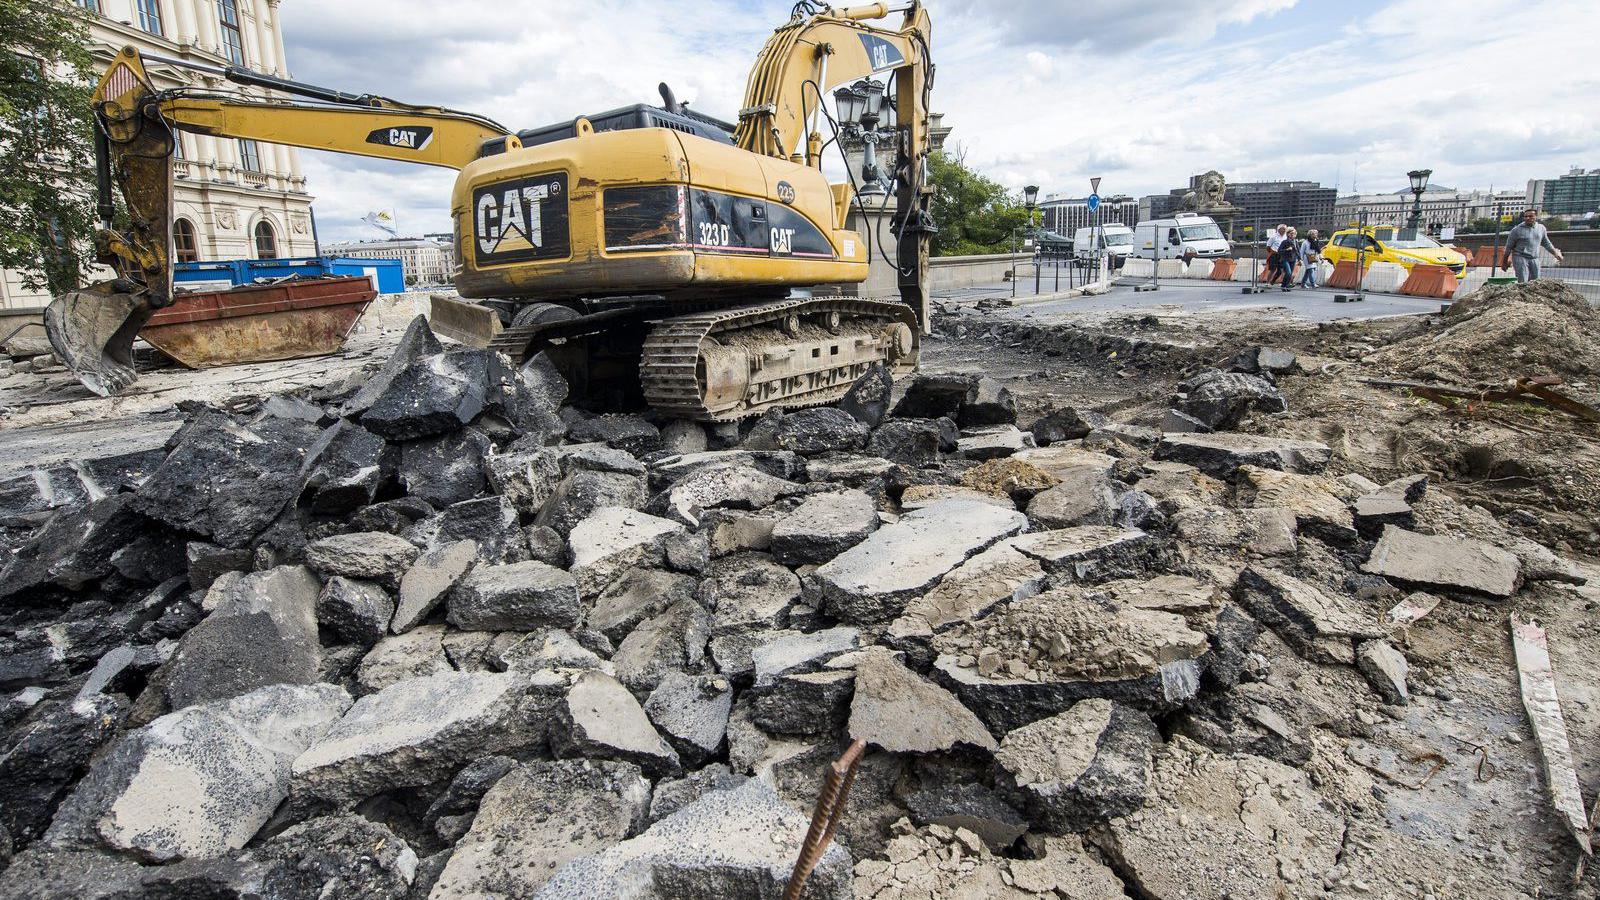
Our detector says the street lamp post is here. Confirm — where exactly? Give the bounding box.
[1407,168,1432,233]
[833,80,893,197]
[1024,185,1040,294]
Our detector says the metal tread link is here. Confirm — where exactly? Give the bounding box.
[640,297,917,421]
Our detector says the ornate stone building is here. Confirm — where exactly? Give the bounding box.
[1,0,315,308]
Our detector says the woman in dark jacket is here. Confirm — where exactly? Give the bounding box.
[1276,227,1301,292]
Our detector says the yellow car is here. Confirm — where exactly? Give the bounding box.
[1321,226,1468,277]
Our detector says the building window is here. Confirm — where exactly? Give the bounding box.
[135,0,163,36]
[238,139,261,173]
[75,0,101,12]
[173,218,199,263]
[254,220,279,259]
[219,0,246,66]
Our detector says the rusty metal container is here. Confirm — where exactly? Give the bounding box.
[141,276,376,369]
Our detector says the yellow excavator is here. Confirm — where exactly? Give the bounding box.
[48,1,935,420]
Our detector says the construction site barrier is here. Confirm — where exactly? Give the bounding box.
[1185,259,1214,279]
[1233,259,1258,282]
[1398,264,1459,299]
[1122,258,1153,278]
[1362,261,1408,293]
[1209,258,1237,281]
[1156,259,1186,279]
[1327,260,1363,290]
[1469,246,1508,268]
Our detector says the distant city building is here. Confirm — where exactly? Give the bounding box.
[1141,178,1334,235]
[1039,194,1139,235]
[1334,188,1529,233]
[324,238,453,286]
[421,232,457,270]
[1224,181,1337,235]
[1528,167,1600,217]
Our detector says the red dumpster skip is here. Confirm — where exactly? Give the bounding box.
[141,276,376,369]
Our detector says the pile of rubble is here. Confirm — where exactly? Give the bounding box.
[0,315,1585,899]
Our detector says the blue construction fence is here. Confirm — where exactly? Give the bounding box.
[174,256,406,295]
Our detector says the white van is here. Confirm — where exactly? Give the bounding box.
[1072,224,1134,265]
[1132,214,1231,261]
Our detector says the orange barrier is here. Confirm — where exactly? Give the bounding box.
[1469,246,1508,268]
[1209,258,1237,280]
[1326,260,1364,289]
[1398,264,1460,299]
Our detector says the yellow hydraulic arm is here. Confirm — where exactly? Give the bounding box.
[735,1,936,325]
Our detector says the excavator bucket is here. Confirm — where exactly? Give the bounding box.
[45,281,151,397]
[48,46,173,397]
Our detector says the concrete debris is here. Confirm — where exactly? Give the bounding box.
[956,424,1037,460]
[7,295,1595,899]
[1172,370,1287,430]
[1362,525,1522,599]
[814,499,1028,625]
[993,699,1157,832]
[45,683,349,861]
[390,539,477,634]
[316,575,394,647]
[1099,737,1345,900]
[770,489,879,565]
[430,759,650,898]
[1029,406,1108,445]
[447,560,580,631]
[1154,431,1332,478]
[848,652,997,754]
[533,778,852,899]
[1355,639,1409,705]
[550,670,681,777]
[291,670,545,808]
[304,531,419,589]
[566,506,685,596]
[355,625,452,693]
[1233,567,1384,665]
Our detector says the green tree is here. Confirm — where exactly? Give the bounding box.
[1,0,97,296]
[1545,217,1569,231]
[1466,217,1500,234]
[927,147,1030,257]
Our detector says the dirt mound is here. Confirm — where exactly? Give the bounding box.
[1373,280,1600,389]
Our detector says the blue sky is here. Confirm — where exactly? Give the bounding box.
[280,0,1600,242]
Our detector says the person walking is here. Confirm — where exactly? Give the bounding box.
[1276,227,1301,292]
[1299,229,1323,288]
[1505,208,1564,283]
[1265,224,1288,284]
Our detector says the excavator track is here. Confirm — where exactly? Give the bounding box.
[640,297,918,421]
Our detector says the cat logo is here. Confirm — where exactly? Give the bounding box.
[365,126,435,151]
[858,34,906,72]
[472,173,571,265]
[770,227,796,255]
[775,181,796,205]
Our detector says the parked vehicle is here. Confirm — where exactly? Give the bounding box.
[1072,224,1134,266]
[1321,227,1467,277]
[1132,214,1230,260]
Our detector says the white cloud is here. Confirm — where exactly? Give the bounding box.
[277,0,1600,241]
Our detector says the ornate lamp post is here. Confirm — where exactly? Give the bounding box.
[1407,168,1432,233]
[833,79,893,196]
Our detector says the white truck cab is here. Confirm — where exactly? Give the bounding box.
[1072,224,1134,265]
[1133,214,1230,260]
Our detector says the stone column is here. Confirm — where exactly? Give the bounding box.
[266,0,289,77]
[171,0,196,47]
[247,5,271,75]
[195,0,221,55]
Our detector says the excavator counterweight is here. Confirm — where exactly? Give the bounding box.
[49,4,936,418]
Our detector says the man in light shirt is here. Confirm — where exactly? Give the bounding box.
[1504,208,1563,283]
[1265,224,1288,283]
